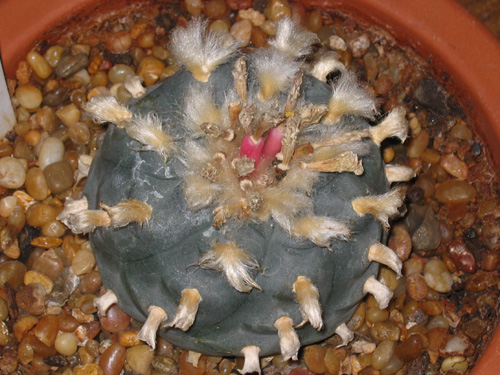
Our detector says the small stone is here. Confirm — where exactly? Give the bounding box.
[72,247,96,276]
[448,240,476,273]
[395,334,424,362]
[151,355,178,374]
[406,274,428,301]
[406,205,441,255]
[0,157,26,189]
[230,20,253,47]
[388,224,412,261]
[424,258,453,293]
[413,78,449,115]
[464,270,499,292]
[43,160,74,194]
[348,34,370,58]
[264,0,292,21]
[55,53,90,79]
[435,179,476,204]
[303,345,327,374]
[30,236,63,248]
[126,345,154,374]
[440,153,468,179]
[330,35,347,51]
[16,283,47,315]
[24,270,54,293]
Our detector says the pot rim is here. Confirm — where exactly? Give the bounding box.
[0,0,499,373]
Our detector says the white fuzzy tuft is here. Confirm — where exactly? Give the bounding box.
[368,242,403,277]
[123,75,146,98]
[197,243,261,293]
[323,71,376,124]
[274,316,300,361]
[363,275,393,309]
[292,276,323,330]
[100,198,152,228]
[166,289,202,331]
[84,94,132,127]
[253,49,300,101]
[183,86,223,134]
[335,323,354,347]
[94,289,118,316]
[300,151,364,175]
[137,306,168,350]
[59,209,110,234]
[239,345,261,374]
[183,174,221,211]
[126,114,174,162]
[269,18,319,59]
[351,187,405,230]
[292,216,351,248]
[384,164,416,184]
[369,106,408,145]
[57,197,89,222]
[309,51,346,82]
[169,18,239,82]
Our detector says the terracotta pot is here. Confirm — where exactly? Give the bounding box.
[0,0,499,373]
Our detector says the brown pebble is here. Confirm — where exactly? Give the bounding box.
[440,153,468,179]
[16,283,46,315]
[43,160,75,194]
[34,314,59,347]
[388,224,412,261]
[30,236,63,248]
[99,343,126,375]
[179,351,207,375]
[395,334,424,362]
[304,345,327,373]
[465,270,499,292]
[448,240,476,273]
[99,304,131,333]
[435,179,476,204]
[406,274,428,302]
[25,167,50,201]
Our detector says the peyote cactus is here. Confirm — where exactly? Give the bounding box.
[59,18,413,369]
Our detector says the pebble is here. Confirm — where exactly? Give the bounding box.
[108,64,135,84]
[0,157,27,189]
[448,241,476,273]
[424,258,453,293]
[38,137,65,171]
[204,0,227,18]
[56,103,81,127]
[137,56,165,87]
[24,270,54,293]
[413,78,449,115]
[15,85,43,111]
[0,196,18,217]
[79,270,103,294]
[388,224,412,261]
[238,8,265,26]
[451,119,473,140]
[105,31,132,53]
[151,355,178,374]
[406,205,441,254]
[56,54,90,79]
[303,345,326,374]
[225,0,252,11]
[43,86,71,107]
[464,270,499,292]
[370,322,401,341]
[43,160,75,194]
[0,298,8,321]
[440,356,468,372]
[179,351,207,375]
[230,20,253,47]
[32,248,64,280]
[0,260,26,289]
[34,314,59,346]
[126,345,154,374]
[348,33,370,58]
[27,51,53,79]
[264,0,292,21]
[99,304,131,333]
[371,340,396,370]
[44,45,65,68]
[406,273,428,301]
[435,179,476,204]
[26,203,58,227]
[421,300,444,316]
[72,247,96,276]
[55,332,78,356]
[440,153,468,179]
[406,130,430,158]
[185,0,203,16]
[15,283,47,315]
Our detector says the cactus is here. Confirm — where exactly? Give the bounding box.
[61,18,411,368]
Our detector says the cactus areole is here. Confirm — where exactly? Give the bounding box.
[77,19,409,361]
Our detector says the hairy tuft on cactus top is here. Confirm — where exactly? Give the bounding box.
[59,18,411,369]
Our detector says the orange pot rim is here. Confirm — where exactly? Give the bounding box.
[1,0,499,373]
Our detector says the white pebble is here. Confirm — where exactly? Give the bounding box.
[230,20,253,47]
[0,196,19,217]
[424,258,453,293]
[38,137,65,170]
[348,34,370,58]
[329,35,347,51]
[0,157,27,189]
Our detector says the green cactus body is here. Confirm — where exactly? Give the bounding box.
[74,18,408,362]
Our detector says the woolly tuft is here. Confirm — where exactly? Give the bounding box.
[100,198,152,228]
[165,289,202,331]
[269,17,319,59]
[324,71,376,125]
[292,216,351,248]
[293,276,323,330]
[196,243,262,292]
[369,106,408,145]
[274,316,300,361]
[169,18,239,82]
[84,94,132,127]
